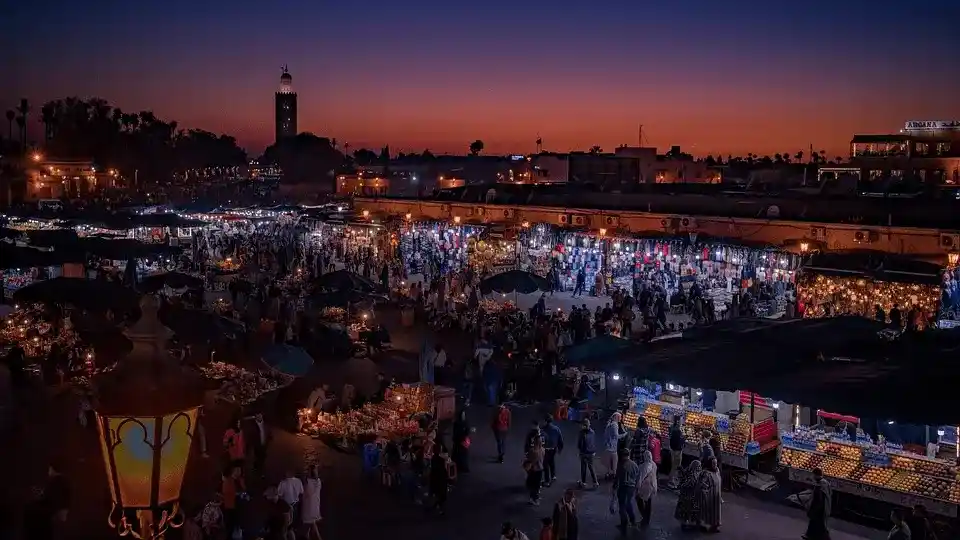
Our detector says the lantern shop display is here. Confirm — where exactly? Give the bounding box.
[300,383,435,442]
[198,361,290,405]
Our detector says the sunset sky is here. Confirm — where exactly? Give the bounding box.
[3,1,958,158]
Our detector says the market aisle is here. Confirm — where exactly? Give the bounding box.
[255,404,887,540]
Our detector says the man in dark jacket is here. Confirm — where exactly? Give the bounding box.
[668,416,685,487]
[577,419,599,487]
[541,416,564,486]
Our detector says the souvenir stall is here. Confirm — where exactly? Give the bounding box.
[397,222,484,277]
[622,383,781,470]
[0,304,111,384]
[198,361,291,405]
[471,237,518,274]
[798,273,940,324]
[551,232,798,315]
[939,263,960,327]
[780,409,960,517]
[517,224,554,277]
[298,383,437,446]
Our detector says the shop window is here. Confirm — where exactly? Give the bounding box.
[890,169,903,178]
[869,170,883,181]
[937,142,951,155]
[915,143,930,156]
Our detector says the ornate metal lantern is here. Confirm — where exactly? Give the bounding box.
[95,295,204,539]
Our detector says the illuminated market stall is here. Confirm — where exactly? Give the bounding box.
[780,409,960,517]
[798,251,942,325]
[298,383,442,446]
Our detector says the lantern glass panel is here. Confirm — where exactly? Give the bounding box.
[158,409,198,504]
[106,416,157,507]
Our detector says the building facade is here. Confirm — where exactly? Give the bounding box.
[275,66,298,144]
[26,159,118,200]
[849,120,960,192]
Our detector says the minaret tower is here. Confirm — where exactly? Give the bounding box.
[275,65,298,144]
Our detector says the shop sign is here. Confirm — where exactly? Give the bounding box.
[788,468,958,517]
[903,120,960,131]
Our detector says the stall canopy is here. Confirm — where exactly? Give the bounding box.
[0,243,84,270]
[624,317,960,426]
[312,270,381,293]
[140,271,204,293]
[803,250,942,284]
[479,270,551,295]
[12,278,141,321]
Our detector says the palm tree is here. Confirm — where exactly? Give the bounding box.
[589,145,602,154]
[4,110,13,141]
[794,151,804,163]
[15,98,30,149]
[469,139,484,156]
[40,103,56,141]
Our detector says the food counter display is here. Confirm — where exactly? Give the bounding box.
[299,383,437,444]
[623,398,777,469]
[780,429,960,517]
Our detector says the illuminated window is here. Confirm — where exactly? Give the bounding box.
[869,170,882,181]
[937,142,951,155]
[914,143,929,156]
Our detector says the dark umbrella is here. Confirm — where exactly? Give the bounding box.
[479,270,550,295]
[312,270,380,293]
[140,271,204,293]
[309,288,385,308]
[159,307,244,344]
[261,344,314,378]
[13,278,140,321]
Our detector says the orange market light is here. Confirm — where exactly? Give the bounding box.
[599,228,607,236]
[949,252,959,266]
[453,216,461,224]
[31,152,42,162]
[362,210,370,218]
[405,213,412,220]
[800,241,810,253]
[95,296,204,539]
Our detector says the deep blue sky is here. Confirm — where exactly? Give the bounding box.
[3,0,959,156]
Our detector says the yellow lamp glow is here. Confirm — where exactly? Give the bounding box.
[95,295,204,539]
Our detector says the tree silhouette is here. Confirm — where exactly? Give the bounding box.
[5,110,14,142]
[795,151,804,163]
[589,145,602,154]
[36,97,246,183]
[469,139,484,156]
[15,98,30,149]
[261,132,343,189]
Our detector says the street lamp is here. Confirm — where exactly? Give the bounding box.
[94,295,204,539]
[32,152,42,162]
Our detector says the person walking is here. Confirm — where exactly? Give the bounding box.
[222,417,246,468]
[698,456,722,533]
[221,464,246,538]
[577,419,599,488]
[542,416,564,487]
[804,468,832,540]
[491,403,511,463]
[887,509,911,540]
[612,449,639,533]
[429,446,451,515]
[635,450,658,527]
[674,459,703,530]
[524,436,546,506]
[246,412,271,477]
[603,413,626,480]
[276,470,304,528]
[552,489,579,540]
[501,521,530,540]
[667,416,685,487]
[301,465,323,540]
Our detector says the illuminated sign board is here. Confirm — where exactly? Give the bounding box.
[903,120,960,131]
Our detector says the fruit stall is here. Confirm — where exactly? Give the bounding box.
[780,421,960,517]
[623,388,779,469]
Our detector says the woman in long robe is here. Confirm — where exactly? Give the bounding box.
[698,457,722,533]
[674,459,702,529]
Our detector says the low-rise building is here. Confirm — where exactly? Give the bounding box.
[849,120,960,193]
[26,159,118,200]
